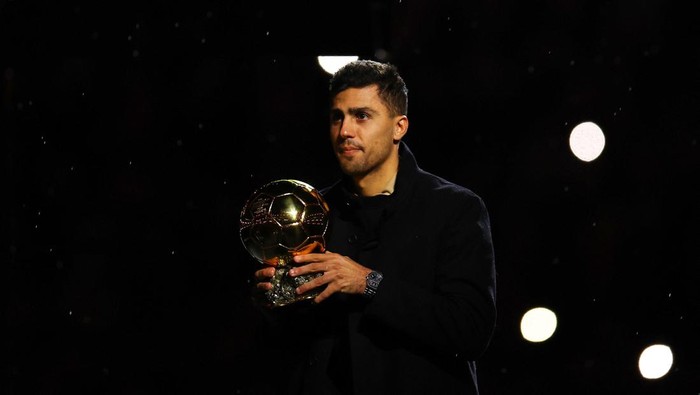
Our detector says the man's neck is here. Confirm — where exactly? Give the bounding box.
[352,158,399,197]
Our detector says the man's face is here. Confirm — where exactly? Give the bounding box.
[329,85,401,179]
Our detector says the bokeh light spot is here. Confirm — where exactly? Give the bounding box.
[639,344,673,379]
[569,121,606,162]
[520,307,558,342]
[317,56,359,74]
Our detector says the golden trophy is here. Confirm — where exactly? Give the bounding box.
[240,179,330,307]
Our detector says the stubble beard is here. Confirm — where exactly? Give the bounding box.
[338,156,368,177]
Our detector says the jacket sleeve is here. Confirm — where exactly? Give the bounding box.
[363,192,497,360]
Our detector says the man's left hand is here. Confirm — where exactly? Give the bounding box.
[289,251,372,303]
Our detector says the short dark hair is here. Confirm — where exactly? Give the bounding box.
[329,60,408,116]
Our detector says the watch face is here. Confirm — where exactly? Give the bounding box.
[367,271,383,287]
[364,271,382,298]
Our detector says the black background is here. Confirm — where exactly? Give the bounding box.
[3,0,699,394]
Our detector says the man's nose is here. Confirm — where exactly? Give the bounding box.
[340,122,356,138]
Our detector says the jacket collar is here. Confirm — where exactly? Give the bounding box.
[336,140,418,210]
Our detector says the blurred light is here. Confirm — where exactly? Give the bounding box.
[285,207,299,220]
[638,344,673,379]
[520,307,557,342]
[569,121,605,162]
[317,56,359,75]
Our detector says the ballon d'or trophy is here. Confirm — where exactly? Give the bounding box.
[240,179,330,307]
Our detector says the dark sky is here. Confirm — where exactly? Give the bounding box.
[3,1,699,394]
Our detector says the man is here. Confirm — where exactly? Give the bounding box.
[253,59,496,394]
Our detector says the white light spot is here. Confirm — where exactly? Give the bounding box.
[569,121,605,162]
[639,344,673,379]
[520,307,557,342]
[174,22,179,28]
[69,310,73,316]
[171,250,175,255]
[286,207,299,219]
[317,56,359,75]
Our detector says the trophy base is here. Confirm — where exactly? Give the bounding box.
[265,266,322,307]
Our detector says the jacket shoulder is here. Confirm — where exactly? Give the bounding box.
[414,168,485,206]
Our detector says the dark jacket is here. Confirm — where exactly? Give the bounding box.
[263,142,496,395]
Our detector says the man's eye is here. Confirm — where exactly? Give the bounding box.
[330,112,343,123]
[356,113,369,120]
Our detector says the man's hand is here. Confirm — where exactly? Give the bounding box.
[289,250,372,303]
[253,265,276,292]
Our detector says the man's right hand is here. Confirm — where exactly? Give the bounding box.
[254,266,276,292]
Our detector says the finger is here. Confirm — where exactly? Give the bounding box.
[293,252,333,264]
[292,254,314,264]
[295,273,330,295]
[313,285,336,304]
[314,293,328,304]
[255,267,275,281]
[290,262,329,277]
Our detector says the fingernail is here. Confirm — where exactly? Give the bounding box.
[288,269,296,276]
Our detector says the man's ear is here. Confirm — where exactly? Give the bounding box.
[393,115,409,142]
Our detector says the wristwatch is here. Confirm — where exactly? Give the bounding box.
[363,270,383,298]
